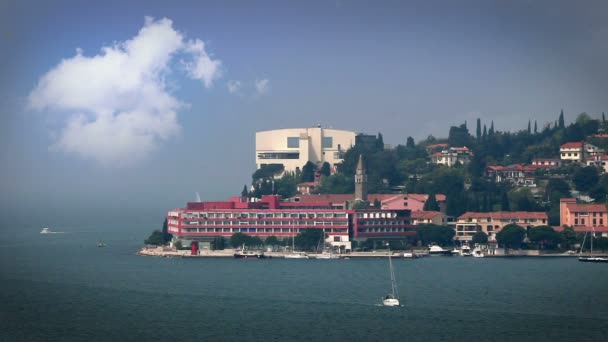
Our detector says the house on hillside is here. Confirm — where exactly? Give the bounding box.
[531,158,562,168]
[560,142,603,163]
[431,146,473,167]
[410,211,446,226]
[586,154,608,173]
[486,164,536,186]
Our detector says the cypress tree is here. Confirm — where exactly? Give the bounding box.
[483,125,487,139]
[423,193,440,211]
[603,112,606,124]
[489,121,495,136]
[501,192,511,211]
[406,136,415,148]
[534,120,538,133]
[241,185,249,197]
[527,120,531,134]
[476,118,481,140]
[559,109,565,128]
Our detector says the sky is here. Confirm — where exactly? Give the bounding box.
[1,0,608,225]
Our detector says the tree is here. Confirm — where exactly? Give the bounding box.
[264,235,280,246]
[144,230,166,245]
[501,192,511,211]
[252,164,284,181]
[573,166,599,192]
[406,136,415,148]
[230,233,262,248]
[294,228,324,251]
[241,185,249,198]
[423,193,440,211]
[212,237,226,250]
[527,120,531,134]
[534,120,538,133]
[376,132,385,150]
[301,161,317,182]
[527,226,562,249]
[559,226,578,250]
[161,218,172,243]
[496,224,526,249]
[476,118,481,140]
[319,162,331,177]
[448,123,471,147]
[416,224,455,246]
[373,198,381,208]
[558,109,565,128]
[472,231,488,244]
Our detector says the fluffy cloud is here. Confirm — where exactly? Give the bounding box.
[255,78,269,95]
[28,17,222,165]
[227,80,242,93]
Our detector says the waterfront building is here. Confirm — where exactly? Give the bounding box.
[167,195,417,251]
[255,127,356,173]
[454,211,548,242]
[560,198,608,228]
[431,146,473,167]
[287,193,446,212]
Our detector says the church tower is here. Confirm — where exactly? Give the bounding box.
[354,154,368,202]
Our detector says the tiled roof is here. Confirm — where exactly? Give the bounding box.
[565,203,607,213]
[411,211,443,219]
[292,193,446,204]
[560,141,584,148]
[487,164,536,172]
[554,226,608,233]
[458,211,548,220]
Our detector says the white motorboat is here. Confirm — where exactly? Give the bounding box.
[40,227,50,234]
[313,252,340,259]
[460,243,472,257]
[472,244,484,258]
[428,244,452,256]
[382,245,401,307]
[403,252,418,258]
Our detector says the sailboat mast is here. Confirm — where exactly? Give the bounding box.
[388,247,398,298]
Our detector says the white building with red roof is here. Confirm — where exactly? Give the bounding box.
[431,146,473,167]
[586,153,608,173]
[560,142,603,163]
[486,164,537,186]
[454,211,548,242]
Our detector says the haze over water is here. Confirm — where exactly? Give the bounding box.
[1,223,607,341]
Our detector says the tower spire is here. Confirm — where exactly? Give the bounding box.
[355,154,368,201]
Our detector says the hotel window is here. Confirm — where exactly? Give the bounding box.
[287,137,299,148]
[322,137,333,148]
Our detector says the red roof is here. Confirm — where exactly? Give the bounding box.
[560,142,584,149]
[565,203,607,213]
[297,182,317,187]
[554,226,608,233]
[293,193,446,204]
[458,211,548,220]
[487,164,536,172]
[411,211,442,219]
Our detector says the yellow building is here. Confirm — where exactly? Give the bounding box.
[454,211,548,242]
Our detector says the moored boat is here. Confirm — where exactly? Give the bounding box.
[578,228,608,263]
[428,244,452,256]
[234,245,266,259]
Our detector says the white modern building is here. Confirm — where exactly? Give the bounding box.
[256,127,356,173]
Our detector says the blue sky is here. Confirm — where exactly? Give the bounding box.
[1,0,608,225]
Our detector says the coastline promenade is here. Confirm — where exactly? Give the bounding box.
[137,246,591,258]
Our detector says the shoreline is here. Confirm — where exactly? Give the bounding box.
[136,247,599,259]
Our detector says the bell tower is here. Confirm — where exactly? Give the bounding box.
[354,154,368,201]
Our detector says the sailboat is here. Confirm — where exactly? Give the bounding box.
[284,221,308,259]
[382,245,400,307]
[312,228,340,259]
[579,228,608,263]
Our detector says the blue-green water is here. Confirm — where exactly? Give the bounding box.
[1,223,608,341]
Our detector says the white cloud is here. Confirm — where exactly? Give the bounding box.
[227,80,242,93]
[28,17,221,165]
[255,78,269,95]
[183,39,222,88]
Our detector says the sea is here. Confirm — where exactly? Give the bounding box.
[1,222,608,342]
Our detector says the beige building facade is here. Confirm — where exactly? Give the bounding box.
[256,127,356,173]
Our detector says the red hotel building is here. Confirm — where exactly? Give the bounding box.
[167,195,416,251]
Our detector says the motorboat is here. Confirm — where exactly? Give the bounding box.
[459,243,472,257]
[97,242,107,247]
[403,252,418,258]
[382,245,401,307]
[428,244,452,256]
[234,245,266,259]
[40,227,50,234]
[472,244,484,258]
